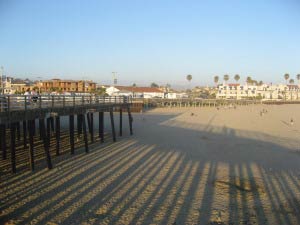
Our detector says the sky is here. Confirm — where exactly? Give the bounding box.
[0,0,300,87]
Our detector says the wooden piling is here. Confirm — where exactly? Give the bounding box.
[77,114,82,137]
[39,119,43,140]
[50,117,55,133]
[16,122,21,141]
[90,113,94,143]
[46,118,51,148]
[1,124,6,160]
[69,114,75,154]
[82,114,89,153]
[10,123,16,173]
[40,118,53,169]
[110,110,116,142]
[23,120,27,149]
[99,111,104,143]
[28,120,35,171]
[55,116,60,156]
[119,108,123,136]
[128,107,133,135]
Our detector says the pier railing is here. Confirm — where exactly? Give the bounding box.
[0,95,132,112]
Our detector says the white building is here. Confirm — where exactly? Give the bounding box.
[216,83,300,100]
[106,86,165,98]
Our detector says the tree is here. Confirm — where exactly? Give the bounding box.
[246,76,252,85]
[186,74,192,83]
[214,76,219,86]
[132,83,137,87]
[234,74,240,83]
[289,79,294,84]
[223,74,229,83]
[284,73,290,84]
[150,82,159,88]
[297,74,300,83]
[258,81,263,86]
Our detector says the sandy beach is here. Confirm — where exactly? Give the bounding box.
[1,104,300,225]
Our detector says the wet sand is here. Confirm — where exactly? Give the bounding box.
[1,104,300,225]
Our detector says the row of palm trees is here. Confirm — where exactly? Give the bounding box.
[213,73,300,86]
[213,74,263,86]
[283,73,300,85]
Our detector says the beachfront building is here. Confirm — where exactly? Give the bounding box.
[40,79,96,93]
[106,86,165,98]
[216,83,300,100]
[0,77,29,94]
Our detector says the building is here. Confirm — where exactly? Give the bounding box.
[106,86,164,98]
[216,83,300,100]
[40,79,96,93]
[0,77,29,94]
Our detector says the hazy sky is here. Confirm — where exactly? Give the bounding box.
[0,0,300,87]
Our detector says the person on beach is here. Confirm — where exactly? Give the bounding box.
[290,118,294,125]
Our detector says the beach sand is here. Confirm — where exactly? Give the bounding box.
[1,104,300,225]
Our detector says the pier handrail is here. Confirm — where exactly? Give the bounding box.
[0,95,132,112]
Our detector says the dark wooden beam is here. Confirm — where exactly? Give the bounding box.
[82,114,89,153]
[40,118,52,169]
[10,123,16,173]
[128,106,133,135]
[69,114,75,154]
[119,108,123,136]
[110,110,116,142]
[99,111,104,143]
[90,112,94,143]
[23,120,27,149]
[28,120,35,171]
[55,116,60,156]
[0,124,6,160]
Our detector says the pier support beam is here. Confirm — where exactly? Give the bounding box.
[77,114,82,138]
[119,108,122,136]
[28,120,35,171]
[69,114,75,154]
[40,118,52,169]
[99,112,104,143]
[46,118,51,148]
[1,124,6,160]
[16,122,21,141]
[110,110,116,142]
[90,113,94,143]
[82,114,89,153]
[128,107,133,135]
[55,116,60,156]
[23,121,27,149]
[10,123,16,173]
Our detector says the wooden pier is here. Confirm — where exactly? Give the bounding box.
[0,95,133,174]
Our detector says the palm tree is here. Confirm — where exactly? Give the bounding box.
[186,74,192,83]
[297,74,300,99]
[289,79,295,100]
[246,76,252,85]
[284,73,289,84]
[214,76,219,86]
[234,74,240,83]
[223,74,229,84]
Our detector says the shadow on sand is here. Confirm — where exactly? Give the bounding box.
[1,112,300,225]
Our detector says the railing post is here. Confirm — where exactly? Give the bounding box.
[39,95,42,109]
[73,95,75,107]
[90,95,92,105]
[7,96,10,114]
[51,95,54,108]
[24,95,27,111]
[63,96,65,107]
[82,96,84,106]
